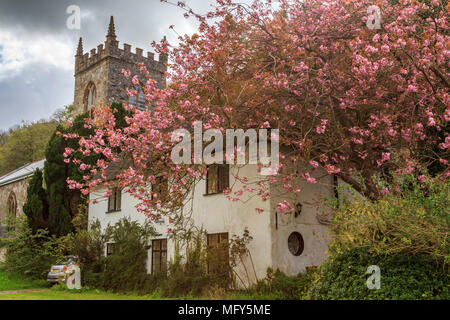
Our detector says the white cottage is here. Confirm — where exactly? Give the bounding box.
[88,162,343,284]
[80,18,341,284]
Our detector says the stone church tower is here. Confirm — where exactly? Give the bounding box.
[73,16,167,115]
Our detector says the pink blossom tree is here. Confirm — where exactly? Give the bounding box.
[64,0,449,219]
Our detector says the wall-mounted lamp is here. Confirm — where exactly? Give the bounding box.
[294,202,303,218]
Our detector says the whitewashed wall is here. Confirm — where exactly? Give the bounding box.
[88,163,337,283]
[88,188,172,274]
[270,167,334,276]
[189,164,272,286]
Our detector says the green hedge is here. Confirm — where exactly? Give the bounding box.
[0,221,63,280]
[307,247,449,300]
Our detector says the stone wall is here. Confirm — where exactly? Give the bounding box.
[73,32,166,115]
[0,178,30,229]
[73,56,111,115]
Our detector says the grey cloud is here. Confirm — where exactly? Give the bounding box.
[0,65,74,129]
[0,0,216,130]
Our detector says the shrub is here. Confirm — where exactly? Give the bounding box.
[163,263,215,297]
[307,247,449,300]
[0,219,64,279]
[98,218,156,293]
[249,267,317,300]
[307,175,450,300]
[61,219,107,287]
[23,168,49,233]
[331,175,449,262]
[139,273,167,295]
[163,232,216,297]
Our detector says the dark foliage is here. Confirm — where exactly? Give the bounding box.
[23,169,49,233]
[308,247,449,300]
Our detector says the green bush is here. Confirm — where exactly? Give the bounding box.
[0,219,64,280]
[163,262,216,297]
[97,218,155,293]
[259,268,317,300]
[61,219,107,287]
[139,273,167,295]
[23,168,49,233]
[234,268,318,300]
[307,247,449,300]
[163,232,217,297]
[308,175,450,300]
[332,174,449,262]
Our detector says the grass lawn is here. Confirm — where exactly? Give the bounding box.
[0,270,155,300]
[0,270,262,300]
[0,290,171,300]
[0,289,262,300]
[0,271,50,292]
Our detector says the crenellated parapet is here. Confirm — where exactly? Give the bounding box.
[73,16,167,115]
[75,16,167,76]
[75,40,167,75]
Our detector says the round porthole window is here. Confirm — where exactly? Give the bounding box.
[288,232,304,256]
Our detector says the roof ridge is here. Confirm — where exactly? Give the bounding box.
[0,162,32,180]
[0,159,46,187]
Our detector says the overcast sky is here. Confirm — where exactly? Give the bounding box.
[0,0,217,131]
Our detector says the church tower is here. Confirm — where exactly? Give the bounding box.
[73,16,167,115]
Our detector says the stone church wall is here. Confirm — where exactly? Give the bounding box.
[73,17,166,115]
[0,178,30,234]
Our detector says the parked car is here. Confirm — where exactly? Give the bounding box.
[46,256,78,284]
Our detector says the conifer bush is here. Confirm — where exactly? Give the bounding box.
[0,219,63,279]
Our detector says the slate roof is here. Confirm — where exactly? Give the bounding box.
[0,159,45,187]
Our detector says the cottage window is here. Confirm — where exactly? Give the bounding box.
[206,233,229,275]
[288,232,304,256]
[152,176,168,201]
[106,243,116,256]
[206,165,229,195]
[151,239,167,274]
[107,187,122,212]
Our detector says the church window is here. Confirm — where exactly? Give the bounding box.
[85,83,97,110]
[6,192,17,231]
[128,86,147,111]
